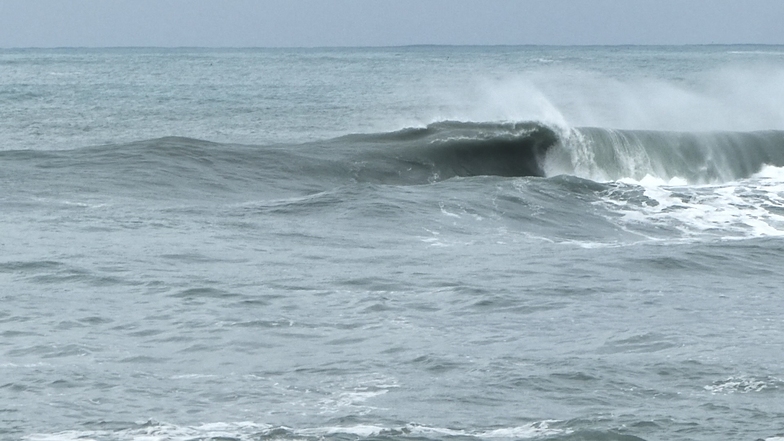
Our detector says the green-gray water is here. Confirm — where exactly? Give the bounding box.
[2,46,784,441]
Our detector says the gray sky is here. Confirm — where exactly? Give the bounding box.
[1,0,782,47]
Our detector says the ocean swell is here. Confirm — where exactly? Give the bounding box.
[4,122,784,192]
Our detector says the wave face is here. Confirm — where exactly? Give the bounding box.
[552,127,784,183]
[345,121,558,182]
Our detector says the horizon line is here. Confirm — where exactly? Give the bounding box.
[2,43,783,50]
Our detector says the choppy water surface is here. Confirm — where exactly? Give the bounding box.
[2,46,784,441]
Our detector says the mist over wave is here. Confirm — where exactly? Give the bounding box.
[427,64,784,134]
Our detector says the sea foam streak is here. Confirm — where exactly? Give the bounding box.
[24,421,569,441]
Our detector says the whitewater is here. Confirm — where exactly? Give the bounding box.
[1,46,784,441]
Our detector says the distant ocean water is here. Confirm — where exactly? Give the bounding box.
[1,46,784,441]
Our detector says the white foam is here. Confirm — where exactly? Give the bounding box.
[439,202,462,218]
[754,164,784,180]
[598,167,784,241]
[314,374,400,415]
[298,425,386,437]
[476,421,567,438]
[24,422,272,441]
[317,388,389,414]
[300,421,568,440]
[25,421,567,441]
[620,175,688,187]
[169,373,218,379]
[704,376,782,394]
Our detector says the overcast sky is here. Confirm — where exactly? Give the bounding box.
[0,0,782,48]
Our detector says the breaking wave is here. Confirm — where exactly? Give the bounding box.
[549,126,784,183]
[3,121,783,189]
[346,121,784,184]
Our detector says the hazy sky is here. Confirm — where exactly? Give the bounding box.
[1,0,782,47]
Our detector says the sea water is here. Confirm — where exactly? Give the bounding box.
[1,46,784,441]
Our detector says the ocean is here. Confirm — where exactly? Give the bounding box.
[1,46,784,441]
